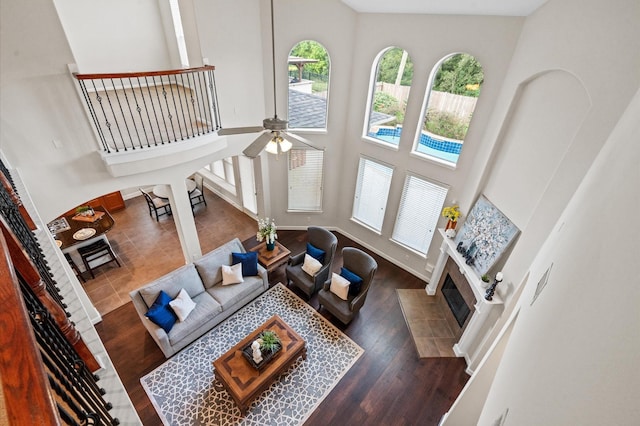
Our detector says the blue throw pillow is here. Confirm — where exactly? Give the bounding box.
[306,243,325,263]
[145,290,178,334]
[232,252,259,276]
[340,267,363,297]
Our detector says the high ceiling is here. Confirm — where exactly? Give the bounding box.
[341,0,549,16]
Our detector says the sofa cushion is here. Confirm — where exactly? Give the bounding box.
[168,292,222,345]
[195,238,245,288]
[145,291,178,333]
[169,288,197,322]
[222,263,244,285]
[232,251,258,276]
[207,275,264,311]
[139,264,205,308]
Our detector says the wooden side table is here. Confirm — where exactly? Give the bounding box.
[249,241,291,273]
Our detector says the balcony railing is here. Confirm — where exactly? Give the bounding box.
[1,159,118,425]
[74,66,221,153]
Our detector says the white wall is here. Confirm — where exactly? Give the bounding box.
[53,0,173,73]
[478,86,640,426]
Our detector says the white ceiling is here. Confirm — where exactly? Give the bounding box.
[340,0,549,16]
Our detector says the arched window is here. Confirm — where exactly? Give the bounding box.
[413,53,483,166]
[287,40,330,130]
[364,47,413,147]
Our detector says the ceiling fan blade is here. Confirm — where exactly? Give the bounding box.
[243,132,273,158]
[282,131,324,151]
[218,126,265,136]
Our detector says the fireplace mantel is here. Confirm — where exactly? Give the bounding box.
[427,229,504,372]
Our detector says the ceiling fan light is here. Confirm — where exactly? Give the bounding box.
[265,139,279,155]
[279,138,292,153]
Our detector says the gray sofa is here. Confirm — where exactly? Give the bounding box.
[130,238,268,358]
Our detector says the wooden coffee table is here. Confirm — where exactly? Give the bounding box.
[212,315,306,414]
[249,241,291,273]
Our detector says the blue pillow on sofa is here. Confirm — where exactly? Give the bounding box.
[146,290,178,333]
[232,251,259,276]
[306,243,325,263]
[340,267,363,297]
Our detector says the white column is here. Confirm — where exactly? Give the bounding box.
[163,179,202,263]
[426,235,450,295]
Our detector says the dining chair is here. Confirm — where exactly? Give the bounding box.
[189,174,207,211]
[140,188,172,221]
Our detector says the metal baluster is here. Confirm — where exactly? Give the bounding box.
[201,71,215,132]
[210,69,222,130]
[77,80,109,152]
[195,71,211,132]
[90,80,119,152]
[22,282,119,425]
[0,183,68,312]
[119,78,143,149]
[109,79,134,150]
[155,76,174,143]
[189,72,204,135]
[167,76,185,141]
[145,76,166,145]
[101,79,127,151]
[179,73,196,137]
[135,77,154,147]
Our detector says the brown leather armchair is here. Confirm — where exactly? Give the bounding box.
[285,227,338,299]
[317,247,377,325]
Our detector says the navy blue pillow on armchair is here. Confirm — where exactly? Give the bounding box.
[145,290,178,334]
[232,251,259,276]
[306,243,325,263]
[340,267,363,297]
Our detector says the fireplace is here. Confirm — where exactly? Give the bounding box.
[435,257,476,341]
[442,275,471,327]
[427,229,504,372]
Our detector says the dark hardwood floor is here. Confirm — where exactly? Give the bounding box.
[96,227,470,425]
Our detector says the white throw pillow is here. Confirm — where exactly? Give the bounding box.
[169,288,196,322]
[222,263,244,285]
[329,272,350,301]
[301,253,323,276]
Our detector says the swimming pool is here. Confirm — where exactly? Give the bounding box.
[370,127,461,164]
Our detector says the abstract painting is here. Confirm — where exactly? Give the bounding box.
[454,194,519,275]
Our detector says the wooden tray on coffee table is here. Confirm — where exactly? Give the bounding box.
[212,315,306,415]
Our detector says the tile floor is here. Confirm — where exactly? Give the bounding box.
[77,190,258,316]
[397,289,456,357]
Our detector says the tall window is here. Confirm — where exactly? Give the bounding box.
[288,40,330,130]
[169,0,189,67]
[414,53,483,166]
[288,149,324,211]
[352,157,394,233]
[211,157,234,184]
[364,47,413,147]
[392,174,448,255]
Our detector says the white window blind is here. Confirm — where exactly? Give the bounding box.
[392,174,448,254]
[352,157,393,232]
[288,149,324,211]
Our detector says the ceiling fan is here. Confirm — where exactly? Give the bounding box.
[218,0,322,158]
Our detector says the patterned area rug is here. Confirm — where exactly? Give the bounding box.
[141,283,364,425]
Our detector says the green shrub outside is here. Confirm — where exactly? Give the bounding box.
[373,92,405,126]
[424,109,469,140]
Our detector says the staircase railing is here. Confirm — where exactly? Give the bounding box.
[74,65,222,153]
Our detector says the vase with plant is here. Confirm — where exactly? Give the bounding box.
[257,217,278,250]
[258,330,281,355]
[442,205,461,230]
